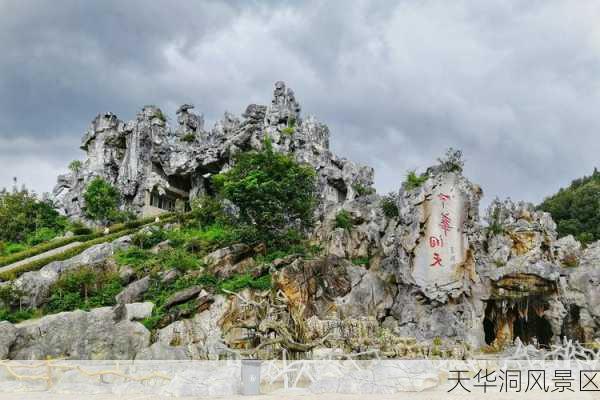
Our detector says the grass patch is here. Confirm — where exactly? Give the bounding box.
[335,210,353,231]
[219,273,271,292]
[352,257,370,266]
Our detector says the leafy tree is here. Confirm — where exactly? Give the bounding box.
[212,139,317,244]
[68,160,83,174]
[538,168,600,244]
[83,177,120,224]
[0,186,66,243]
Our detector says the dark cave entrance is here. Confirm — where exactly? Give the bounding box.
[483,296,553,348]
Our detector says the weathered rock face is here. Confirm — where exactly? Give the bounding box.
[29,82,600,360]
[6,307,150,360]
[54,81,374,221]
[397,171,482,302]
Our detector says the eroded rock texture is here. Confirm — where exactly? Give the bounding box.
[5,81,594,360]
[54,81,373,221]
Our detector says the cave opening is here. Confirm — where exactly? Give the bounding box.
[483,296,553,348]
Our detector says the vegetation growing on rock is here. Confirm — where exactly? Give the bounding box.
[212,138,317,248]
[403,170,428,191]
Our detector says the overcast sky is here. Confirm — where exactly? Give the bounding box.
[1,0,599,210]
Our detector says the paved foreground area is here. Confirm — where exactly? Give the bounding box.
[0,393,598,400]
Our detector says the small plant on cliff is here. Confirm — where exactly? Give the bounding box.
[83,177,120,224]
[281,126,295,136]
[403,170,428,191]
[352,183,375,197]
[68,160,83,174]
[335,210,353,231]
[212,138,317,246]
[181,132,196,143]
[380,192,399,218]
[153,109,167,122]
[437,147,464,173]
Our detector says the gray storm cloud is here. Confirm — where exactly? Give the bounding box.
[1,0,599,208]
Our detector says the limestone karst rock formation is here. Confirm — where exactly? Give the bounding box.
[53,81,374,221]
[0,82,598,361]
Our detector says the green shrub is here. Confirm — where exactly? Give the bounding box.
[353,184,375,197]
[185,238,203,253]
[4,243,27,255]
[107,209,137,224]
[181,133,196,143]
[69,221,93,235]
[132,229,167,249]
[0,308,40,323]
[281,127,295,136]
[403,170,428,191]
[487,203,505,236]
[380,193,399,218]
[26,227,58,246]
[68,160,83,174]
[190,196,228,227]
[158,248,201,272]
[437,148,464,173]
[154,109,167,122]
[335,210,353,231]
[212,138,317,245]
[83,177,120,224]
[45,266,123,314]
[115,247,151,268]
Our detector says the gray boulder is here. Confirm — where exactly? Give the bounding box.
[116,276,151,304]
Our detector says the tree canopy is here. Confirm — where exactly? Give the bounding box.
[83,177,120,224]
[0,186,65,243]
[212,139,317,244]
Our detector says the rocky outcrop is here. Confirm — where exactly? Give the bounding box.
[6,81,595,361]
[54,82,374,222]
[5,306,150,360]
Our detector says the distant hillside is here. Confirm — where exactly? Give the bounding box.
[538,168,600,244]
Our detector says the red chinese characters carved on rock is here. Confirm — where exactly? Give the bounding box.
[440,212,452,236]
[431,252,443,267]
[429,235,444,248]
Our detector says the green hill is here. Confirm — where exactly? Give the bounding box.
[538,168,600,244]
